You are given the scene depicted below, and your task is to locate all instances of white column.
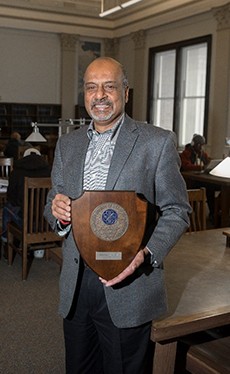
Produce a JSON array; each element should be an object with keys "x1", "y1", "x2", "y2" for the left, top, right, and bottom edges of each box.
[
  {"x1": 60, "y1": 34, "x2": 79, "y2": 121},
  {"x1": 211, "y1": 4, "x2": 230, "y2": 157},
  {"x1": 131, "y1": 30, "x2": 146, "y2": 121},
  {"x1": 104, "y1": 38, "x2": 120, "y2": 59}
]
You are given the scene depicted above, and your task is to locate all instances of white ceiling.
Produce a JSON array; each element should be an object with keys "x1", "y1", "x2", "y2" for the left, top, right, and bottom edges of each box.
[
  {"x1": 0, "y1": 0, "x2": 102, "y2": 17},
  {"x1": 0, "y1": 0, "x2": 227, "y2": 20},
  {"x1": 0, "y1": 0, "x2": 229, "y2": 37}
]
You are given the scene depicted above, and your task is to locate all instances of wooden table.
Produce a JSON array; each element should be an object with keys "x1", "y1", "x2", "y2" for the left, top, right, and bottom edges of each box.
[
  {"x1": 182, "y1": 171, "x2": 230, "y2": 227},
  {"x1": 151, "y1": 228, "x2": 230, "y2": 374}
]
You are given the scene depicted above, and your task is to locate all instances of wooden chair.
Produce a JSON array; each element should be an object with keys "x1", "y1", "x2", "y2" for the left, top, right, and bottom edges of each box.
[
  {"x1": 0, "y1": 157, "x2": 13, "y2": 208},
  {"x1": 7, "y1": 177, "x2": 63, "y2": 280},
  {"x1": 0, "y1": 156, "x2": 13, "y2": 177},
  {"x1": 187, "y1": 188, "x2": 207, "y2": 231},
  {"x1": 186, "y1": 336, "x2": 230, "y2": 374},
  {"x1": 223, "y1": 230, "x2": 230, "y2": 247}
]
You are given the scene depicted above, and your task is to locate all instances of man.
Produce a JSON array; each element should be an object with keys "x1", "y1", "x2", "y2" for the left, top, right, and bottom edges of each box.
[
  {"x1": 180, "y1": 133, "x2": 211, "y2": 171},
  {"x1": 44, "y1": 57, "x2": 191, "y2": 374}
]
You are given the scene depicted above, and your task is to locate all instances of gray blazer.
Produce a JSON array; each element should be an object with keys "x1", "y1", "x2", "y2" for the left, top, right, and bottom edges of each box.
[{"x1": 44, "y1": 115, "x2": 191, "y2": 328}]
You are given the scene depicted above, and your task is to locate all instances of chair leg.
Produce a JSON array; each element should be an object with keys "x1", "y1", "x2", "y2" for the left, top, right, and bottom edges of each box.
[
  {"x1": 7, "y1": 232, "x2": 14, "y2": 265},
  {"x1": 22, "y1": 243, "x2": 28, "y2": 281},
  {"x1": 0, "y1": 240, "x2": 7, "y2": 260},
  {"x1": 45, "y1": 249, "x2": 49, "y2": 261}
]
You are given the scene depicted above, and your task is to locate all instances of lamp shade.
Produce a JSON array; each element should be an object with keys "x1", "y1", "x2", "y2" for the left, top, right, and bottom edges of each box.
[
  {"x1": 210, "y1": 157, "x2": 230, "y2": 178},
  {"x1": 25, "y1": 123, "x2": 47, "y2": 143}
]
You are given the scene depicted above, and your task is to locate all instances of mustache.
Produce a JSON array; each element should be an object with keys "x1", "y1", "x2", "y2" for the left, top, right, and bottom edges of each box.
[{"x1": 91, "y1": 98, "x2": 113, "y2": 108}]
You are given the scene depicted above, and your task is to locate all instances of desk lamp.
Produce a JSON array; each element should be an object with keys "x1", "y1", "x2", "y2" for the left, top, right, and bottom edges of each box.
[{"x1": 25, "y1": 122, "x2": 47, "y2": 143}]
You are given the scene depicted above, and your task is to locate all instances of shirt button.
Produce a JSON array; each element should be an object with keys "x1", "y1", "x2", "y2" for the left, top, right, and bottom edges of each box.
[{"x1": 74, "y1": 258, "x2": 78, "y2": 264}]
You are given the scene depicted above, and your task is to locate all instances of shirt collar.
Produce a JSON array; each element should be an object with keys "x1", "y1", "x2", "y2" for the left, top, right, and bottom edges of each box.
[{"x1": 87, "y1": 114, "x2": 124, "y2": 140}]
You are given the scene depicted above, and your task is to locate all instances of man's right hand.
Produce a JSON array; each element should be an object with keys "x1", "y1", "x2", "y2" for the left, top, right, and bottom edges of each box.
[{"x1": 52, "y1": 193, "x2": 71, "y2": 222}]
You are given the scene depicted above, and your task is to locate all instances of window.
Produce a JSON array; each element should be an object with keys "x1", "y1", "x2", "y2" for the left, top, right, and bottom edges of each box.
[{"x1": 147, "y1": 36, "x2": 211, "y2": 148}]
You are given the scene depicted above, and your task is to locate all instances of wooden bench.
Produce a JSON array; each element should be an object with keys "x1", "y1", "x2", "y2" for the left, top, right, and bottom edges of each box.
[{"x1": 186, "y1": 336, "x2": 230, "y2": 374}]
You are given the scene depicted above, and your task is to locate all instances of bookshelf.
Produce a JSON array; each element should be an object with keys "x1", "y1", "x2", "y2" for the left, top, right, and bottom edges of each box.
[{"x1": 0, "y1": 102, "x2": 61, "y2": 138}]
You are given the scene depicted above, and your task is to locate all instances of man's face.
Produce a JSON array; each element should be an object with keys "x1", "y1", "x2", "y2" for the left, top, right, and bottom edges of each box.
[{"x1": 84, "y1": 59, "x2": 129, "y2": 132}]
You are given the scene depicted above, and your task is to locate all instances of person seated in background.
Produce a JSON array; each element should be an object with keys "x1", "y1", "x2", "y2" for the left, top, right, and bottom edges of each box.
[
  {"x1": 4, "y1": 131, "x2": 23, "y2": 160},
  {"x1": 180, "y1": 134, "x2": 218, "y2": 224},
  {"x1": 3, "y1": 131, "x2": 32, "y2": 160},
  {"x1": 180, "y1": 133, "x2": 211, "y2": 171},
  {"x1": 1, "y1": 148, "x2": 51, "y2": 259}
]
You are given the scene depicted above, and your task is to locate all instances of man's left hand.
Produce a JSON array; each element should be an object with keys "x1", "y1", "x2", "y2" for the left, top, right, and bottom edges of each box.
[{"x1": 99, "y1": 248, "x2": 149, "y2": 287}]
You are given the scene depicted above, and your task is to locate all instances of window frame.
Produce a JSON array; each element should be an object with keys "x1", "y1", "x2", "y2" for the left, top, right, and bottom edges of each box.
[{"x1": 147, "y1": 35, "x2": 212, "y2": 147}]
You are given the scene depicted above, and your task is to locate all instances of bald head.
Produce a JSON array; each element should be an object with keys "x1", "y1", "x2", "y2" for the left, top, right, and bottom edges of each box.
[
  {"x1": 84, "y1": 57, "x2": 128, "y2": 88},
  {"x1": 83, "y1": 57, "x2": 129, "y2": 132}
]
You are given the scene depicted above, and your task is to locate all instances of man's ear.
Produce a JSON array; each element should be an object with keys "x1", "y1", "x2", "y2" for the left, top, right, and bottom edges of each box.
[{"x1": 124, "y1": 87, "x2": 129, "y2": 103}]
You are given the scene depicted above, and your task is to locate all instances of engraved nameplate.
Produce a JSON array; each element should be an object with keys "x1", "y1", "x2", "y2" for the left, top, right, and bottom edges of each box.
[{"x1": 96, "y1": 251, "x2": 122, "y2": 260}]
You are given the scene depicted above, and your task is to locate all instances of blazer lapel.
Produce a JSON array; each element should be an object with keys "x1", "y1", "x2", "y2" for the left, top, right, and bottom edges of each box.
[
  {"x1": 67, "y1": 128, "x2": 89, "y2": 199},
  {"x1": 106, "y1": 117, "x2": 139, "y2": 190}
]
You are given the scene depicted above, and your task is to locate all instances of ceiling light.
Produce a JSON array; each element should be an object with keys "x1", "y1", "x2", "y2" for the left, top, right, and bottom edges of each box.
[
  {"x1": 99, "y1": 5, "x2": 121, "y2": 17},
  {"x1": 121, "y1": 0, "x2": 142, "y2": 8},
  {"x1": 99, "y1": 0, "x2": 142, "y2": 17}
]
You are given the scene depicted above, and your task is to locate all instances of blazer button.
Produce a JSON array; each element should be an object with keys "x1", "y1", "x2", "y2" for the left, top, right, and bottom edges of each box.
[{"x1": 74, "y1": 258, "x2": 78, "y2": 264}]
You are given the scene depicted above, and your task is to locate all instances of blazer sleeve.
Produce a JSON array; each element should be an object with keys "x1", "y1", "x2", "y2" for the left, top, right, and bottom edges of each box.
[{"x1": 146, "y1": 131, "x2": 191, "y2": 267}]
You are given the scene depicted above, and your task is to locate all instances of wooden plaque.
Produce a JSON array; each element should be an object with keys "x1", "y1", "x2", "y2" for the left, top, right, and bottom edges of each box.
[{"x1": 71, "y1": 191, "x2": 147, "y2": 280}]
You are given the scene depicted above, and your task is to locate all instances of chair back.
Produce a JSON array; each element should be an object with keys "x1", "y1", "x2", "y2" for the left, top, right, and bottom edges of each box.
[
  {"x1": 23, "y1": 176, "x2": 56, "y2": 243},
  {"x1": 7, "y1": 176, "x2": 63, "y2": 279},
  {"x1": 187, "y1": 188, "x2": 207, "y2": 231},
  {"x1": 0, "y1": 157, "x2": 13, "y2": 208},
  {"x1": 0, "y1": 157, "x2": 13, "y2": 177}
]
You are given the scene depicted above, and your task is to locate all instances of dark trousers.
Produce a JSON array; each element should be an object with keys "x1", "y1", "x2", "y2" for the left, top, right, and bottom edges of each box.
[{"x1": 63, "y1": 266, "x2": 152, "y2": 374}]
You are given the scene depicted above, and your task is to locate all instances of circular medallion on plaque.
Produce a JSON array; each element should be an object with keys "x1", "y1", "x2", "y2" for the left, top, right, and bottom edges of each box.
[{"x1": 90, "y1": 202, "x2": 129, "y2": 241}]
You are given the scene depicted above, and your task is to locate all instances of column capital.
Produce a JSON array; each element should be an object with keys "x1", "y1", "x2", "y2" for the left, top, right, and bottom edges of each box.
[
  {"x1": 131, "y1": 30, "x2": 146, "y2": 49},
  {"x1": 60, "y1": 34, "x2": 79, "y2": 51},
  {"x1": 213, "y1": 3, "x2": 230, "y2": 30}
]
